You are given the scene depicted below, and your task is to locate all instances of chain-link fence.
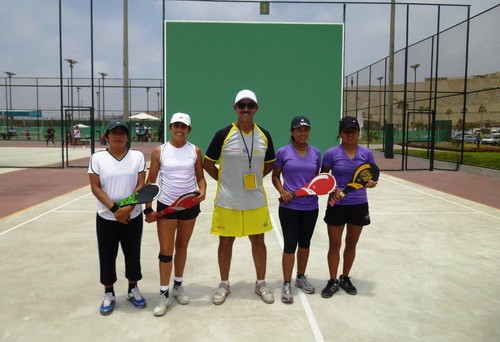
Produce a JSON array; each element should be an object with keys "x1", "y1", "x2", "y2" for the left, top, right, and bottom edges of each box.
[
  {"x1": 0, "y1": 76, "x2": 163, "y2": 168},
  {"x1": 1, "y1": 2, "x2": 498, "y2": 169},
  {"x1": 345, "y1": 5, "x2": 500, "y2": 171}
]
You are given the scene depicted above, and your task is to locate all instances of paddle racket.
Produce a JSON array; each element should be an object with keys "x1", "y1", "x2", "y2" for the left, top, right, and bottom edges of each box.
[
  {"x1": 339, "y1": 163, "x2": 380, "y2": 198},
  {"x1": 155, "y1": 191, "x2": 200, "y2": 218},
  {"x1": 98, "y1": 184, "x2": 160, "y2": 214},
  {"x1": 279, "y1": 173, "x2": 336, "y2": 202}
]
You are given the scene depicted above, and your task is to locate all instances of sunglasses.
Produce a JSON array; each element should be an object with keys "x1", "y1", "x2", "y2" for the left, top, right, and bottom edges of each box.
[{"x1": 236, "y1": 101, "x2": 257, "y2": 110}]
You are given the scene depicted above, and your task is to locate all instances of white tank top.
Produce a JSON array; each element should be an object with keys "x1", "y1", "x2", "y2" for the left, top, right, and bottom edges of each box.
[{"x1": 157, "y1": 141, "x2": 198, "y2": 205}]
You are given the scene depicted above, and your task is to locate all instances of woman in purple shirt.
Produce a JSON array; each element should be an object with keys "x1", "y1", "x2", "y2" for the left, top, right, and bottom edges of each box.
[
  {"x1": 272, "y1": 116, "x2": 321, "y2": 304},
  {"x1": 320, "y1": 116, "x2": 378, "y2": 298}
]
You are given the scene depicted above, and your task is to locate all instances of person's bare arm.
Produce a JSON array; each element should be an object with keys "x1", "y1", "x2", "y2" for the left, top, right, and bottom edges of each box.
[
  {"x1": 144, "y1": 146, "x2": 161, "y2": 223},
  {"x1": 194, "y1": 147, "x2": 207, "y2": 202},
  {"x1": 89, "y1": 173, "x2": 137, "y2": 224},
  {"x1": 271, "y1": 165, "x2": 293, "y2": 203},
  {"x1": 263, "y1": 161, "x2": 274, "y2": 177},
  {"x1": 203, "y1": 157, "x2": 219, "y2": 181}
]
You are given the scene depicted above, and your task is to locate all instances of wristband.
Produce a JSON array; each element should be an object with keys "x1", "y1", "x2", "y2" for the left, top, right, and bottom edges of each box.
[
  {"x1": 143, "y1": 207, "x2": 153, "y2": 215},
  {"x1": 110, "y1": 203, "x2": 119, "y2": 213}
]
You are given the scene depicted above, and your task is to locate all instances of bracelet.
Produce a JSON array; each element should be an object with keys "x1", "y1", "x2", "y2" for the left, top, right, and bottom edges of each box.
[
  {"x1": 143, "y1": 207, "x2": 153, "y2": 215},
  {"x1": 110, "y1": 203, "x2": 119, "y2": 213}
]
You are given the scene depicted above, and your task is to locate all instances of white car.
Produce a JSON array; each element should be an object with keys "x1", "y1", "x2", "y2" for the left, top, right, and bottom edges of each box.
[
  {"x1": 481, "y1": 133, "x2": 500, "y2": 146},
  {"x1": 452, "y1": 133, "x2": 475, "y2": 143}
]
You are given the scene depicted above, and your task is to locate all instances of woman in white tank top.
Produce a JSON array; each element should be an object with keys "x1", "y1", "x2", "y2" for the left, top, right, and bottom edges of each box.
[{"x1": 144, "y1": 113, "x2": 207, "y2": 317}]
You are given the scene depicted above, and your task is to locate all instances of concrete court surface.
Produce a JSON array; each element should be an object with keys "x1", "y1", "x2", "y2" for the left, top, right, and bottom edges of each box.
[{"x1": 0, "y1": 173, "x2": 499, "y2": 342}]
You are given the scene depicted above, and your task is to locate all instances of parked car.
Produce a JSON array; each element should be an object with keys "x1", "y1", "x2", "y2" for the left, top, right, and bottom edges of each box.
[
  {"x1": 452, "y1": 133, "x2": 475, "y2": 143},
  {"x1": 481, "y1": 133, "x2": 500, "y2": 146}
]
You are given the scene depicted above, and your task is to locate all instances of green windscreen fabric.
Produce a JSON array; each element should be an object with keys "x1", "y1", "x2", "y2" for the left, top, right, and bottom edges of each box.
[{"x1": 165, "y1": 21, "x2": 344, "y2": 154}]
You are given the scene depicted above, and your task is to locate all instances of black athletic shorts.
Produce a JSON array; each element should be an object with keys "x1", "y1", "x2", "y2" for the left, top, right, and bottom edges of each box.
[
  {"x1": 157, "y1": 201, "x2": 200, "y2": 220},
  {"x1": 323, "y1": 202, "x2": 371, "y2": 226}
]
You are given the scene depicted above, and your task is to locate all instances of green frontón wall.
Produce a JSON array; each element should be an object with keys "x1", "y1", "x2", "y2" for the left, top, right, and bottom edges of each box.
[{"x1": 164, "y1": 21, "x2": 344, "y2": 154}]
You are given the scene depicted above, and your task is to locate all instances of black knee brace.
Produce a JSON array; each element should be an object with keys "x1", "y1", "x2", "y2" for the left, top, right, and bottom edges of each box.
[{"x1": 158, "y1": 253, "x2": 173, "y2": 263}]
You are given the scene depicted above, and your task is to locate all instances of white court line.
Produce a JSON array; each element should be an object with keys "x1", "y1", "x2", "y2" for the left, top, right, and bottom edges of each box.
[
  {"x1": 0, "y1": 192, "x2": 92, "y2": 236},
  {"x1": 372, "y1": 211, "x2": 483, "y2": 215},
  {"x1": 382, "y1": 176, "x2": 500, "y2": 220},
  {"x1": 270, "y1": 214, "x2": 325, "y2": 342}
]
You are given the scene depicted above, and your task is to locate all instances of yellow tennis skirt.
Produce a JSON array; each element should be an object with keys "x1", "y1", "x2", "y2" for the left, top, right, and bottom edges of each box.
[{"x1": 210, "y1": 205, "x2": 273, "y2": 237}]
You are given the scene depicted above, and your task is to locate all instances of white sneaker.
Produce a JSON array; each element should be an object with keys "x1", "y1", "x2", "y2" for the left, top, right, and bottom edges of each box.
[
  {"x1": 295, "y1": 275, "x2": 315, "y2": 294},
  {"x1": 172, "y1": 285, "x2": 190, "y2": 305},
  {"x1": 153, "y1": 292, "x2": 172, "y2": 317},
  {"x1": 281, "y1": 283, "x2": 294, "y2": 304},
  {"x1": 212, "y1": 283, "x2": 231, "y2": 305},
  {"x1": 255, "y1": 281, "x2": 274, "y2": 304}
]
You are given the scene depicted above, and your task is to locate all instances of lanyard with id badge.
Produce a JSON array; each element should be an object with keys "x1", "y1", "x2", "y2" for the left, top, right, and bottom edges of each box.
[{"x1": 239, "y1": 126, "x2": 257, "y2": 190}]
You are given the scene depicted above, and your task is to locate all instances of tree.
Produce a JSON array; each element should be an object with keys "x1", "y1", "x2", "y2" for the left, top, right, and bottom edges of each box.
[
  {"x1": 478, "y1": 105, "x2": 487, "y2": 129},
  {"x1": 397, "y1": 100, "x2": 408, "y2": 109},
  {"x1": 454, "y1": 119, "x2": 475, "y2": 131},
  {"x1": 445, "y1": 108, "x2": 453, "y2": 123}
]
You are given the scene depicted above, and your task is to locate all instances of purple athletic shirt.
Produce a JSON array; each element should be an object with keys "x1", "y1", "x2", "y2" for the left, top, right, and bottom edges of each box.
[
  {"x1": 322, "y1": 145, "x2": 376, "y2": 206},
  {"x1": 275, "y1": 144, "x2": 321, "y2": 210}
]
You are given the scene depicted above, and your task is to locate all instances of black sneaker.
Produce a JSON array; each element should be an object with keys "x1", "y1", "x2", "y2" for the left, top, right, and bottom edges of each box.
[
  {"x1": 321, "y1": 279, "x2": 339, "y2": 298},
  {"x1": 339, "y1": 275, "x2": 357, "y2": 295}
]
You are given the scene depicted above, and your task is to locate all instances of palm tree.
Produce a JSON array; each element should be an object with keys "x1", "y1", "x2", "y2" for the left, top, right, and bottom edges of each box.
[
  {"x1": 446, "y1": 108, "x2": 453, "y2": 119},
  {"x1": 397, "y1": 100, "x2": 410, "y2": 127},
  {"x1": 397, "y1": 100, "x2": 408, "y2": 109},
  {"x1": 478, "y1": 105, "x2": 487, "y2": 129},
  {"x1": 418, "y1": 106, "x2": 429, "y2": 126}
]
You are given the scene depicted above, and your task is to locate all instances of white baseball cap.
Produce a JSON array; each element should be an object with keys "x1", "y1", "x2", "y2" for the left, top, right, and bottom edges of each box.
[
  {"x1": 170, "y1": 112, "x2": 191, "y2": 126},
  {"x1": 234, "y1": 89, "x2": 258, "y2": 105}
]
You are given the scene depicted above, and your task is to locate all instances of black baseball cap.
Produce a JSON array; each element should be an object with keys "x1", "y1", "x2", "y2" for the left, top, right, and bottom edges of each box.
[
  {"x1": 105, "y1": 120, "x2": 129, "y2": 134},
  {"x1": 339, "y1": 116, "x2": 360, "y2": 132},
  {"x1": 291, "y1": 116, "x2": 311, "y2": 129}
]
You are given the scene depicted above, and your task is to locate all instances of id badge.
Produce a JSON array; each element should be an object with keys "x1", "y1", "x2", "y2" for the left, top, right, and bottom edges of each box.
[{"x1": 243, "y1": 173, "x2": 257, "y2": 190}]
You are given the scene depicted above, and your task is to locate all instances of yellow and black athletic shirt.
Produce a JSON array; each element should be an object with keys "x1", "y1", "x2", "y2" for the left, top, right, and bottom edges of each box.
[{"x1": 205, "y1": 123, "x2": 275, "y2": 210}]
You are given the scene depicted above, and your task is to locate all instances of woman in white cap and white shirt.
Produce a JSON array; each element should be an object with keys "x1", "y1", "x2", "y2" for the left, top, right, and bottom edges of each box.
[{"x1": 144, "y1": 113, "x2": 206, "y2": 317}]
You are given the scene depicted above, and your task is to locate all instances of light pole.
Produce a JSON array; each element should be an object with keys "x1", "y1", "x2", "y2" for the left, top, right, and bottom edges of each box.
[
  {"x1": 98, "y1": 72, "x2": 108, "y2": 129},
  {"x1": 96, "y1": 91, "x2": 100, "y2": 131},
  {"x1": 76, "y1": 87, "x2": 81, "y2": 120},
  {"x1": 3, "y1": 76, "x2": 7, "y2": 115},
  {"x1": 146, "y1": 87, "x2": 151, "y2": 113},
  {"x1": 377, "y1": 76, "x2": 383, "y2": 128},
  {"x1": 65, "y1": 59, "x2": 78, "y2": 122},
  {"x1": 156, "y1": 91, "x2": 160, "y2": 117},
  {"x1": 410, "y1": 63, "x2": 420, "y2": 129},
  {"x1": 4, "y1": 71, "x2": 16, "y2": 110},
  {"x1": 478, "y1": 105, "x2": 486, "y2": 130}
]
